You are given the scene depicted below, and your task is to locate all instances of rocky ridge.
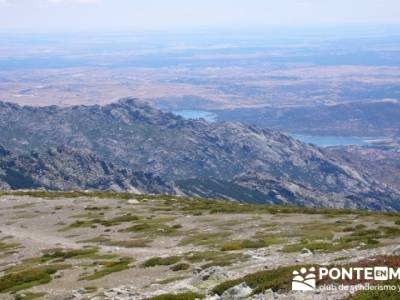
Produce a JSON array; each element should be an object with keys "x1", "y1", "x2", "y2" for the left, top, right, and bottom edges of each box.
[
  {"x1": 0, "y1": 145, "x2": 175, "y2": 194},
  {"x1": 0, "y1": 98, "x2": 399, "y2": 210}
]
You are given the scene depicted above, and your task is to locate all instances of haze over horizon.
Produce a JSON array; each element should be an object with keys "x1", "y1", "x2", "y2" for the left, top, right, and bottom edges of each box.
[{"x1": 0, "y1": 0, "x2": 400, "y2": 33}]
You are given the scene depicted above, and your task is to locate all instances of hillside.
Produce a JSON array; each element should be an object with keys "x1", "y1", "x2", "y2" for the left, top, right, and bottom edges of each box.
[
  {"x1": 0, "y1": 98, "x2": 399, "y2": 210},
  {"x1": 329, "y1": 145, "x2": 400, "y2": 191},
  {"x1": 0, "y1": 145, "x2": 174, "y2": 194}
]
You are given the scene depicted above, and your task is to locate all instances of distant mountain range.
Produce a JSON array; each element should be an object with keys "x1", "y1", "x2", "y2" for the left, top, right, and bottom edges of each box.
[
  {"x1": 0, "y1": 98, "x2": 399, "y2": 210},
  {"x1": 214, "y1": 100, "x2": 400, "y2": 137}
]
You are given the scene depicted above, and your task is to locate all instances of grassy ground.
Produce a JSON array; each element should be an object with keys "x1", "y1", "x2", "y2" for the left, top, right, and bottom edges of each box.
[{"x1": 1, "y1": 191, "x2": 400, "y2": 299}]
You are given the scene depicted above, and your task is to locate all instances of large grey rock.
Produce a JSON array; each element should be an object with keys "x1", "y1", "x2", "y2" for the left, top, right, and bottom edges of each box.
[
  {"x1": 392, "y1": 247, "x2": 400, "y2": 256},
  {"x1": 195, "y1": 266, "x2": 228, "y2": 282},
  {"x1": 301, "y1": 248, "x2": 314, "y2": 256},
  {"x1": 191, "y1": 266, "x2": 229, "y2": 288},
  {"x1": 221, "y1": 282, "x2": 252, "y2": 300}
]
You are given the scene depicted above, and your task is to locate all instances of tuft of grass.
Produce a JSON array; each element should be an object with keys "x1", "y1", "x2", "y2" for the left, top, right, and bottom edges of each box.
[
  {"x1": 143, "y1": 256, "x2": 181, "y2": 268},
  {"x1": 83, "y1": 286, "x2": 98, "y2": 293},
  {"x1": 212, "y1": 265, "x2": 305, "y2": 296},
  {"x1": 0, "y1": 241, "x2": 20, "y2": 252},
  {"x1": 221, "y1": 238, "x2": 282, "y2": 251},
  {"x1": 282, "y1": 241, "x2": 334, "y2": 253},
  {"x1": 281, "y1": 224, "x2": 389, "y2": 254},
  {"x1": 333, "y1": 256, "x2": 351, "y2": 262},
  {"x1": 171, "y1": 263, "x2": 191, "y2": 272},
  {"x1": 148, "y1": 292, "x2": 204, "y2": 300},
  {"x1": 184, "y1": 251, "x2": 245, "y2": 268},
  {"x1": 62, "y1": 213, "x2": 141, "y2": 231},
  {"x1": 122, "y1": 218, "x2": 179, "y2": 236},
  {"x1": 107, "y1": 239, "x2": 149, "y2": 248},
  {"x1": 78, "y1": 236, "x2": 111, "y2": 244},
  {"x1": 78, "y1": 236, "x2": 149, "y2": 248},
  {"x1": 12, "y1": 203, "x2": 35, "y2": 209},
  {"x1": 379, "y1": 226, "x2": 400, "y2": 237},
  {"x1": 81, "y1": 257, "x2": 133, "y2": 280},
  {"x1": 40, "y1": 248, "x2": 98, "y2": 262},
  {"x1": 179, "y1": 232, "x2": 229, "y2": 247},
  {"x1": 61, "y1": 220, "x2": 95, "y2": 231},
  {"x1": 96, "y1": 214, "x2": 140, "y2": 227},
  {"x1": 0, "y1": 265, "x2": 70, "y2": 294},
  {"x1": 84, "y1": 206, "x2": 110, "y2": 211},
  {"x1": 152, "y1": 276, "x2": 188, "y2": 285}
]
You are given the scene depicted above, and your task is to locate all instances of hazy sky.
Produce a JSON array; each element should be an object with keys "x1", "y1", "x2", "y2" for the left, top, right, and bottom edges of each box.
[{"x1": 0, "y1": 0, "x2": 399, "y2": 32}]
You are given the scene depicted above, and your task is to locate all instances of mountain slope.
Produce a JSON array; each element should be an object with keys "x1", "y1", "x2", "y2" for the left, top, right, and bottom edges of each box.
[
  {"x1": 0, "y1": 98, "x2": 399, "y2": 210},
  {"x1": 330, "y1": 145, "x2": 400, "y2": 191},
  {"x1": 0, "y1": 145, "x2": 175, "y2": 194}
]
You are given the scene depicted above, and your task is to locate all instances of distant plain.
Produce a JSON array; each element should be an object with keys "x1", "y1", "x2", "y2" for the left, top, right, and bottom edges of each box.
[{"x1": 0, "y1": 30, "x2": 399, "y2": 108}]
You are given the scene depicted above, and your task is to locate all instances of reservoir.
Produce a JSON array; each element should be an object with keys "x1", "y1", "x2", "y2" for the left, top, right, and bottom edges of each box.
[
  {"x1": 173, "y1": 110, "x2": 216, "y2": 122},
  {"x1": 171, "y1": 112, "x2": 372, "y2": 147},
  {"x1": 290, "y1": 134, "x2": 369, "y2": 147}
]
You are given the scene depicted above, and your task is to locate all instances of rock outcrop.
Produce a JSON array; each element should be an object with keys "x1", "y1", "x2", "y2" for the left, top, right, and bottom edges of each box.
[{"x1": 0, "y1": 145, "x2": 175, "y2": 194}]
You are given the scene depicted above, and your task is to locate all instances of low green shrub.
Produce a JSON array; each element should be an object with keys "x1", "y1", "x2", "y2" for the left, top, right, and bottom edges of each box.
[
  {"x1": 148, "y1": 292, "x2": 204, "y2": 300},
  {"x1": 143, "y1": 256, "x2": 181, "y2": 268},
  {"x1": 170, "y1": 263, "x2": 190, "y2": 272},
  {"x1": 348, "y1": 280, "x2": 400, "y2": 299},
  {"x1": 212, "y1": 265, "x2": 303, "y2": 295},
  {"x1": 221, "y1": 239, "x2": 280, "y2": 251},
  {"x1": 41, "y1": 248, "x2": 98, "y2": 262},
  {"x1": 0, "y1": 265, "x2": 69, "y2": 293},
  {"x1": 82, "y1": 257, "x2": 133, "y2": 280}
]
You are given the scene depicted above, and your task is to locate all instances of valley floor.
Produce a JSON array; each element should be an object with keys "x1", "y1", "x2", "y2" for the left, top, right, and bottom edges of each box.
[{"x1": 1, "y1": 192, "x2": 400, "y2": 300}]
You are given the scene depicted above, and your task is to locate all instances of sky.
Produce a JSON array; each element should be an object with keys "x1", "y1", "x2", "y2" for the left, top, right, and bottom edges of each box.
[{"x1": 0, "y1": 0, "x2": 400, "y2": 32}]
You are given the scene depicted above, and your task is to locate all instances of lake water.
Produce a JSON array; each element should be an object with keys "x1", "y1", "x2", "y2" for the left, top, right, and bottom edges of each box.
[
  {"x1": 290, "y1": 134, "x2": 369, "y2": 147},
  {"x1": 173, "y1": 110, "x2": 216, "y2": 122},
  {"x1": 171, "y1": 112, "x2": 370, "y2": 147}
]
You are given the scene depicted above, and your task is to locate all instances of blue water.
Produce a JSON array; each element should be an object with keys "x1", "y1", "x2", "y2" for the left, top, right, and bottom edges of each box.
[
  {"x1": 171, "y1": 112, "x2": 369, "y2": 146},
  {"x1": 291, "y1": 134, "x2": 369, "y2": 147},
  {"x1": 173, "y1": 110, "x2": 216, "y2": 122}
]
